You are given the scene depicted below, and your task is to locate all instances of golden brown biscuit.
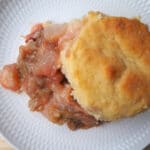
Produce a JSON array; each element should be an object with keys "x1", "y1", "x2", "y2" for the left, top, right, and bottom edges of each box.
[{"x1": 61, "y1": 12, "x2": 150, "y2": 121}]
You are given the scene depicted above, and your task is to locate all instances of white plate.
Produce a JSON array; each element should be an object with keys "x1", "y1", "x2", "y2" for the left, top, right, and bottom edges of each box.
[{"x1": 0, "y1": 0, "x2": 150, "y2": 150}]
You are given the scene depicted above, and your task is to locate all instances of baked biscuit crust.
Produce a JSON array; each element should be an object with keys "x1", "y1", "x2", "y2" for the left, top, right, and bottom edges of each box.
[{"x1": 61, "y1": 12, "x2": 150, "y2": 121}]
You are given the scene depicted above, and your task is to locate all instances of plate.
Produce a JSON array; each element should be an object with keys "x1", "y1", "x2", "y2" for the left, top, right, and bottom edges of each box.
[{"x1": 0, "y1": 0, "x2": 150, "y2": 150}]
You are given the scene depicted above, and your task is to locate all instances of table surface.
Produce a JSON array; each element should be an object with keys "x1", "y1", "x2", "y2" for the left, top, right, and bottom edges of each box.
[{"x1": 0, "y1": 138, "x2": 13, "y2": 150}]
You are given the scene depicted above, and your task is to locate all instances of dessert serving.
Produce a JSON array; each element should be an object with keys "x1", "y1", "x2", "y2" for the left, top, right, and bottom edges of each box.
[{"x1": 0, "y1": 11, "x2": 150, "y2": 130}]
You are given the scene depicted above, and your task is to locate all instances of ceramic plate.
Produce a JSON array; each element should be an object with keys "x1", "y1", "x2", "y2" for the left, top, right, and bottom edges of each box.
[{"x1": 0, "y1": 0, "x2": 150, "y2": 150}]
